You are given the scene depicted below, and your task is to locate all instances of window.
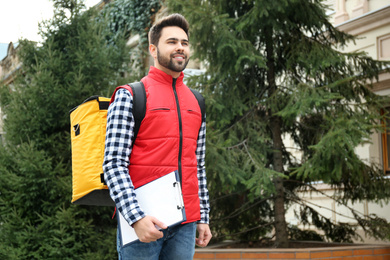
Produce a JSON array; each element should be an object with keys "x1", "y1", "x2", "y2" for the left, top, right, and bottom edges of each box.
[
  {"x1": 381, "y1": 108, "x2": 390, "y2": 173},
  {"x1": 378, "y1": 34, "x2": 390, "y2": 61}
]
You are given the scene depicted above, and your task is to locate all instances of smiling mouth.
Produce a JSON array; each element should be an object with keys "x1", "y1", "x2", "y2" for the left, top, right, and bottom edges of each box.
[{"x1": 172, "y1": 54, "x2": 186, "y2": 60}]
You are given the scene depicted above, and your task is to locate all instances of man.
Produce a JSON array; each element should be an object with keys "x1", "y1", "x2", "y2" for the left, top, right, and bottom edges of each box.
[{"x1": 103, "y1": 13, "x2": 212, "y2": 260}]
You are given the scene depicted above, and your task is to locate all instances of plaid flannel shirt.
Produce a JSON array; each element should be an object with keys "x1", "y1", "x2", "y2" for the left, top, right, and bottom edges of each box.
[{"x1": 103, "y1": 88, "x2": 210, "y2": 226}]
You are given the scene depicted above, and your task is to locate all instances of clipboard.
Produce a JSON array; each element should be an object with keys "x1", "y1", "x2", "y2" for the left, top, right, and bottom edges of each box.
[{"x1": 118, "y1": 170, "x2": 186, "y2": 246}]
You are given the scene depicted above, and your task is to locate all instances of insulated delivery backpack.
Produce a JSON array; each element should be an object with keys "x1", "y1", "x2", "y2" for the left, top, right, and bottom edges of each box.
[
  {"x1": 70, "y1": 95, "x2": 112, "y2": 206},
  {"x1": 69, "y1": 82, "x2": 205, "y2": 206}
]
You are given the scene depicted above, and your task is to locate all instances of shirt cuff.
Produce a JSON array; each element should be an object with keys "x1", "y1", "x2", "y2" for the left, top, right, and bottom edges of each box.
[{"x1": 198, "y1": 210, "x2": 210, "y2": 224}]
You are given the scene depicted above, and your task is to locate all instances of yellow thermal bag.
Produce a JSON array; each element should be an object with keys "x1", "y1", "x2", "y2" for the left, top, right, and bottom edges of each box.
[{"x1": 70, "y1": 96, "x2": 114, "y2": 206}]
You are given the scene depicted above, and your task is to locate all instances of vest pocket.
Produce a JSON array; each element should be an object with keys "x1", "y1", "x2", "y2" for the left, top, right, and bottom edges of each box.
[
  {"x1": 149, "y1": 108, "x2": 170, "y2": 112},
  {"x1": 186, "y1": 109, "x2": 201, "y2": 115}
]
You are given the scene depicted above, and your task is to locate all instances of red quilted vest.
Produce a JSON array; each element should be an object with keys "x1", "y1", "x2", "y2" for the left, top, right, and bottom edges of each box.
[{"x1": 111, "y1": 67, "x2": 202, "y2": 223}]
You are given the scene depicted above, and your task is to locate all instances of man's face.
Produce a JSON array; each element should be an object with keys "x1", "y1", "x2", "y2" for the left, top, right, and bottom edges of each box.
[{"x1": 152, "y1": 26, "x2": 190, "y2": 76}]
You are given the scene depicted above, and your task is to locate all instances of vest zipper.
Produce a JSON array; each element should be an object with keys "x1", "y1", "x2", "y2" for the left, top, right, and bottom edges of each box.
[{"x1": 172, "y1": 78, "x2": 183, "y2": 185}]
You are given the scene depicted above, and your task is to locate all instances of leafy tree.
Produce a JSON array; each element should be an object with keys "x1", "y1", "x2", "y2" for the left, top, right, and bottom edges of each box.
[
  {"x1": 168, "y1": 0, "x2": 390, "y2": 247},
  {"x1": 0, "y1": 0, "x2": 131, "y2": 258}
]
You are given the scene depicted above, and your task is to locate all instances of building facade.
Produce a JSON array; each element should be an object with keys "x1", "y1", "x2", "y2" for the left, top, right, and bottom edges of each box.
[
  {"x1": 0, "y1": 42, "x2": 21, "y2": 85},
  {"x1": 0, "y1": 42, "x2": 22, "y2": 142}
]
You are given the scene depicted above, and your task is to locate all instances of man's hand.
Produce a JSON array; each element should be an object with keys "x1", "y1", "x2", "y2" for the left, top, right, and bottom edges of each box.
[
  {"x1": 196, "y1": 223, "x2": 212, "y2": 247},
  {"x1": 133, "y1": 216, "x2": 167, "y2": 243}
]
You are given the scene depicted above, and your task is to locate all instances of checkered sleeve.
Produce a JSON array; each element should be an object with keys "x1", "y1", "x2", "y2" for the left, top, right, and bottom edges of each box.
[
  {"x1": 196, "y1": 116, "x2": 210, "y2": 224},
  {"x1": 103, "y1": 88, "x2": 145, "y2": 226}
]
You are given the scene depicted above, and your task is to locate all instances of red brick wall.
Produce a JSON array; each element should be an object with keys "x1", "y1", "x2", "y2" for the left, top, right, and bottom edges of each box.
[{"x1": 194, "y1": 245, "x2": 390, "y2": 259}]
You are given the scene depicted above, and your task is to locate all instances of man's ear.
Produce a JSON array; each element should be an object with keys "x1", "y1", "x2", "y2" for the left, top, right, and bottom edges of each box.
[{"x1": 149, "y1": 44, "x2": 157, "y2": 59}]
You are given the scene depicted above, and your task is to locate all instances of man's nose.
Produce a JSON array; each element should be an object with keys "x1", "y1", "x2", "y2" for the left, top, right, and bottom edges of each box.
[{"x1": 176, "y1": 43, "x2": 185, "y2": 52}]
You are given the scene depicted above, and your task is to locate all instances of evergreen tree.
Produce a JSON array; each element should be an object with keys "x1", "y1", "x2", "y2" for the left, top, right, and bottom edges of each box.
[
  {"x1": 0, "y1": 0, "x2": 131, "y2": 258},
  {"x1": 168, "y1": 0, "x2": 390, "y2": 247}
]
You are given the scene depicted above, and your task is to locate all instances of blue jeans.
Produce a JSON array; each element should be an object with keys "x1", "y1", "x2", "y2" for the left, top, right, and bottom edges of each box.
[{"x1": 117, "y1": 222, "x2": 197, "y2": 260}]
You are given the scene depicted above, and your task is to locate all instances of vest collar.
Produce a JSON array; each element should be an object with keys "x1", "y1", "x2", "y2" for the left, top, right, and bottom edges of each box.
[{"x1": 148, "y1": 66, "x2": 185, "y2": 86}]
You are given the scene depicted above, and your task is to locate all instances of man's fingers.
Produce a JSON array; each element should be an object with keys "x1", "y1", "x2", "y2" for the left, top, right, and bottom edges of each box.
[
  {"x1": 151, "y1": 216, "x2": 168, "y2": 230},
  {"x1": 196, "y1": 229, "x2": 205, "y2": 246},
  {"x1": 138, "y1": 226, "x2": 163, "y2": 243},
  {"x1": 133, "y1": 216, "x2": 166, "y2": 243}
]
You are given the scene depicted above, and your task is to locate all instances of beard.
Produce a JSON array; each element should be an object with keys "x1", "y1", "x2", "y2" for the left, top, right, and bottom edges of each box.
[{"x1": 157, "y1": 48, "x2": 190, "y2": 73}]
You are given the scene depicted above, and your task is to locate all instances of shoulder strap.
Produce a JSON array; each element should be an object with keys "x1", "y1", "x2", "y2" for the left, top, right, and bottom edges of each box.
[
  {"x1": 190, "y1": 88, "x2": 206, "y2": 120},
  {"x1": 128, "y1": 82, "x2": 146, "y2": 142}
]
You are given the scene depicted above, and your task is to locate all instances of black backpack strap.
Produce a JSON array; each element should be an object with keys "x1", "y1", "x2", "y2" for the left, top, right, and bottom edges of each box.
[
  {"x1": 190, "y1": 88, "x2": 206, "y2": 120},
  {"x1": 128, "y1": 82, "x2": 146, "y2": 142}
]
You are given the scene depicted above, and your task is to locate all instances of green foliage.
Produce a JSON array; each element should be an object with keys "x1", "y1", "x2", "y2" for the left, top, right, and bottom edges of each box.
[
  {"x1": 99, "y1": 0, "x2": 160, "y2": 41},
  {"x1": 168, "y1": 0, "x2": 390, "y2": 245},
  {"x1": 297, "y1": 204, "x2": 359, "y2": 243},
  {"x1": 0, "y1": 1, "x2": 131, "y2": 258},
  {"x1": 288, "y1": 225, "x2": 324, "y2": 242},
  {"x1": 98, "y1": 0, "x2": 161, "y2": 77}
]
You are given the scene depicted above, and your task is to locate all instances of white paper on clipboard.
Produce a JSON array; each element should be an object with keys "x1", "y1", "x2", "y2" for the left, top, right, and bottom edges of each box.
[{"x1": 118, "y1": 170, "x2": 186, "y2": 246}]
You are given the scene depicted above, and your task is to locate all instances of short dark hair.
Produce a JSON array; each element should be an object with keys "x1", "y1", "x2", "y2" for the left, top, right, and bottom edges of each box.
[{"x1": 149, "y1": 13, "x2": 189, "y2": 46}]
